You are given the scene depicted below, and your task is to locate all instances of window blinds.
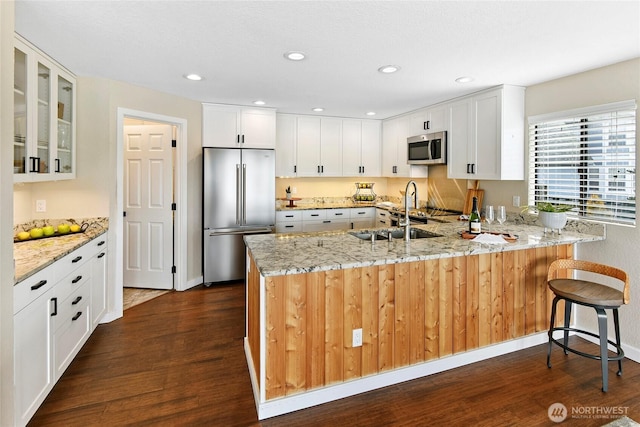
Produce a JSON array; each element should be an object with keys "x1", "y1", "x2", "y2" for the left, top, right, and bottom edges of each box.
[{"x1": 528, "y1": 101, "x2": 636, "y2": 226}]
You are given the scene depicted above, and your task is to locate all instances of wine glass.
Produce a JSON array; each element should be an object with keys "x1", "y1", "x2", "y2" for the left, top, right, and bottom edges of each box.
[
  {"x1": 497, "y1": 206, "x2": 507, "y2": 230},
  {"x1": 485, "y1": 205, "x2": 494, "y2": 234}
]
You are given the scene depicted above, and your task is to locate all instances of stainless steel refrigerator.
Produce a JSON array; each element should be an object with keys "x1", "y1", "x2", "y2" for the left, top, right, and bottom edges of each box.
[{"x1": 203, "y1": 147, "x2": 275, "y2": 284}]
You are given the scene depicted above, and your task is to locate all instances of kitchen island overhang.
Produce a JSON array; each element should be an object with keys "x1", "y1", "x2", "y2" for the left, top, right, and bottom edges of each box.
[{"x1": 243, "y1": 220, "x2": 605, "y2": 420}]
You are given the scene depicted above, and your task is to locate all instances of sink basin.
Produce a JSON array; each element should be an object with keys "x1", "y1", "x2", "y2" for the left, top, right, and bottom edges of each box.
[
  {"x1": 349, "y1": 232, "x2": 388, "y2": 241},
  {"x1": 388, "y1": 228, "x2": 443, "y2": 240}
]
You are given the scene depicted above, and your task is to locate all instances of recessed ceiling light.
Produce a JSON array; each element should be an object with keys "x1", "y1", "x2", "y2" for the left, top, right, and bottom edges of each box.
[
  {"x1": 284, "y1": 51, "x2": 306, "y2": 61},
  {"x1": 366, "y1": 112, "x2": 376, "y2": 116},
  {"x1": 253, "y1": 100, "x2": 266, "y2": 106},
  {"x1": 455, "y1": 76, "x2": 474, "y2": 83},
  {"x1": 378, "y1": 65, "x2": 400, "y2": 74},
  {"x1": 184, "y1": 73, "x2": 203, "y2": 81},
  {"x1": 312, "y1": 107, "x2": 324, "y2": 112}
]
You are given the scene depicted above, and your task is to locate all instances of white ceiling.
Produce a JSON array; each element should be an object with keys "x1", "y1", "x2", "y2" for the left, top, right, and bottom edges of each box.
[{"x1": 15, "y1": 0, "x2": 640, "y2": 120}]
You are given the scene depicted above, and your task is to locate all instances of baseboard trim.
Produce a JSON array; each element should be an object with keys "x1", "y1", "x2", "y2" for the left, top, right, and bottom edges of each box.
[{"x1": 246, "y1": 332, "x2": 549, "y2": 420}]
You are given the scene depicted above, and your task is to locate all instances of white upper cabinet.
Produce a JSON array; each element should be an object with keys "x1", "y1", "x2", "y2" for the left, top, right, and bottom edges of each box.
[
  {"x1": 407, "y1": 105, "x2": 448, "y2": 136},
  {"x1": 14, "y1": 35, "x2": 77, "y2": 182},
  {"x1": 447, "y1": 85, "x2": 525, "y2": 180},
  {"x1": 295, "y1": 116, "x2": 321, "y2": 176},
  {"x1": 275, "y1": 114, "x2": 297, "y2": 176},
  {"x1": 202, "y1": 103, "x2": 276, "y2": 148},
  {"x1": 342, "y1": 119, "x2": 381, "y2": 177},
  {"x1": 319, "y1": 118, "x2": 342, "y2": 176},
  {"x1": 381, "y1": 115, "x2": 428, "y2": 178}
]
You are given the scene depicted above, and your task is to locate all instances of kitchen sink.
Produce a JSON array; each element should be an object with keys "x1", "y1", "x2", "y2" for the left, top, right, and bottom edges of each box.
[
  {"x1": 349, "y1": 229, "x2": 443, "y2": 241},
  {"x1": 349, "y1": 232, "x2": 388, "y2": 241}
]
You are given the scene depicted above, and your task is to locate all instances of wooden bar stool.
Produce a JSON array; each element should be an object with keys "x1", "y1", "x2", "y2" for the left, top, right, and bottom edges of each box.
[{"x1": 546, "y1": 259, "x2": 629, "y2": 392}]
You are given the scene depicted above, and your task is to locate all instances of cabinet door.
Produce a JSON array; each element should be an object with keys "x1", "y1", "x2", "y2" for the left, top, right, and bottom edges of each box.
[
  {"x1": 447, "y1": 98, "x2": 473, "y2": 179},
  {"x1": 473, "y1": 90, "x2": 501, "y2": 179},
  {"x1": 320, "y1": 118, "x2": 342, "y2": 176},
  {"x1": 55, "y1": 69, "x2": 75, "y2": 177},
  {"x1": 342, "y1": 119, "x2": 362, "y2": 176},
  {"x1": 275, "y1": 114, "x2": 297, "y2": 176},
  {"x1": 241, "y1": 108, "x2": 276, "y2": 148},
  {"x1": 14, "y1": 291, "x2": 54, "y2": 426},
  {"x1": 296, "y1": 116, "x2": 321, "y2": 176},
  {"x1": 394, "y1": 116, "x2": 411, "y2": 177},
  {"x1": 408, "y1": 110, "x2": 428, "y2": 135},
  {"x1": 202, "y1": 104, "x2": 241, "y2": 147},
  {"x1": 91, "y1": 244, "x2": 108, "y2": 328},
  {"x1": 381, "y1": 118, "x2": 398, "y2": 177},
  {"x1": 13, "y1": 44, "x2": 28, "y2": 177},
  {"x1": 360, "y1": 120, "x2": 381, "y2": 177},
  {"x1": 426, "y1": 106, "x2": 447, "y2": 132}
]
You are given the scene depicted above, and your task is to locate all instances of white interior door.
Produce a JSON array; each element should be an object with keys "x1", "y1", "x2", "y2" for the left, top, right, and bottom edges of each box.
[{"x1": 123, "y1": 125, "x2": 173, "y2": 289}]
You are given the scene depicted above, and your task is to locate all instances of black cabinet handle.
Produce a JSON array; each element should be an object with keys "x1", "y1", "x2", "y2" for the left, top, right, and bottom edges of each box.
[
  {"x1": 294, "y1": 165, "x2": 297, "y2": 173},
  {"x1": 321, "y1": 165, "x2": 324, "y2": 173},
  {"x1": 97, "y1": 253, "x2": 105, "y2": 258},
  {"x1": 472, "y1": 164, "x2": 476, "y2": 174},
  {"x1": 424, "y1": 120, "x2": 430, "y2": 130},
  {"x1": 236, "y1": 134, "x2": 240, "y2": 143},
  {"x1": 310, "y1": 214, "x2": 319, "y2": 217},
  {"x1": 72, "y1": 296, "x2": 82, "y2": 305},
  {"x1": 72, "y1": 256, "x2": 82, "y2": 263},
  {"x1": 323, "y1": 220, "x2": 331, "y2": 223},
  {"x1": 31, "y1": 280, "x2": 47, "y2": 290},
  {"x1": 241, "y1": 135, "x2": 245, "y2": 144},
  {"x1": 362, "y1": 166, "x2": 365, "y2": 174},
  {"x1": 285, "y1": 214, "x2": 294, "y2": 218},
  {"x1": 97, "y1": 240, "x2": 106, "y2": 246},
  {"x1": 55, "y1": 158, "x2": 60, "y2": 173},
  {"x1": 72, "y1": 312, "x2": 82, "y2": 321},
  {"x1": 335, "y1": 213, "x2": 343, "y2": 216},
  {"x1": 72, "y1": 275, "x2": 82, "y2": 284},
  {"x1": 285, "y1": 225, "x2": 294, "y2": 228},
  {"x1": 51, "y1": 297, "x2": 57, "y2": 316},
  {"x1": 29, "y1": 157, "x2": 38, "y2": 173}
]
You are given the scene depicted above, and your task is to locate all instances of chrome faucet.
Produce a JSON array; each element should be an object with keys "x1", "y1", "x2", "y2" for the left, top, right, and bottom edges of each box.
[{"x1": 400, "y1": 180, "x2": 418, "y2": 241}]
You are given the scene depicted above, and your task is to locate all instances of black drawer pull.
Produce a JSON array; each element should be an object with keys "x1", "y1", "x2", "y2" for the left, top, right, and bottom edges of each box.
[
  {"x1": 357, "y1": 211, "x2": 366, "y2": 215},
  {"x1": 97, "y1": 240, "x2": 106, "y2": 246},
  {"x1": 72, "y1": 312, "x2": 82, "y2": 321},
  {"x1": 31, "y1": 280, "x2": 47, "y2": 290},
  {"x1": 72, "y1": 275, "x2": 83, "y2": 284},
  {"x1": 51, "y1": 297, "x2": 57, "y2": 316},
  {"x1": 72, "y1": 296, "x2": 82, "y2": 305},
  {"x1": 97, "y1": 253, "x2": 106, "y2": 258},
  {"x1": 72, "y1": 256, "x2": 83, "y2": 263},
  {"x1": 285, "y1": 225, "x2": 294, "y2": 228},
  {"x1": 285, "y1": 214, "x2": 294, "y2": 218},
  {"x1": 323, "y1": 220, "x2": 331, "y2": 223},
  {"x1": 310, "y1": 214, "x2": 319, "y2": 217},
  {"x1": 335, "y1": 213, "x2": 343, "y2": 216}
]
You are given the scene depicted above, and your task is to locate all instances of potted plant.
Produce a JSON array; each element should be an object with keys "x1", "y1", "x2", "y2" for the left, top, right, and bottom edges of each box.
[
  {"x1": 523, "y1": 202, "x2": 573, "y2": 233},
  {"x1": 285, "y1": 186, "x2": 292, "y2": 200}
]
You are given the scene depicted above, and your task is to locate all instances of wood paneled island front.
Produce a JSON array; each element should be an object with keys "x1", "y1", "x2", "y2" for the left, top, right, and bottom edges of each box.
[{"x1": 243, "y1": 219, "x2": 604, "y2": 420}]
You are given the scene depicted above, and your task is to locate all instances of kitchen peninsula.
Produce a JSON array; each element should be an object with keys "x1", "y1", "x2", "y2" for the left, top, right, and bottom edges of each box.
[{"x1": 244, "y1": 219, "x2": 605, "y2": 419}]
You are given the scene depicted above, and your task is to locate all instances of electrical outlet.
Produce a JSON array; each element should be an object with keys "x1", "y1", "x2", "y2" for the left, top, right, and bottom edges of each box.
[
  {"x1": 352, "y1": 328, "x2": 363, "y2": 347},
  {"x1": 292, "y1": 187, "x2": 297, "y2": 194},
  {"x1": 36, "y1": 199, "x2": 46, "y2": 212},
  {"x1": 512, "y1": 196, "x2": 520, "y2": 207}
]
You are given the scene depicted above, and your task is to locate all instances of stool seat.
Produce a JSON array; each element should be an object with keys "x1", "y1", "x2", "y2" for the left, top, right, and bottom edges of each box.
[
  {"x1": 546, "y1": 259, "x2": 629, "y2": 392},
  {"x1": 549, "y1": 279, "x2": 624, "y2": 307}
]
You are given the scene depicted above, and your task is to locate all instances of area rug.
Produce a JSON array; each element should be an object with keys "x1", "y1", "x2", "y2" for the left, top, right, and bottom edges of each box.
[{"x1": 123, "y1": 287, "x2": 169, "y2": 310}]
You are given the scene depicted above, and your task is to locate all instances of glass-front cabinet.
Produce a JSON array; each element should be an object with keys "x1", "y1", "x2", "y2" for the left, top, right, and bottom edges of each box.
[{"x1": 14, "y1": 35, "x2": 76, "y2": 182}]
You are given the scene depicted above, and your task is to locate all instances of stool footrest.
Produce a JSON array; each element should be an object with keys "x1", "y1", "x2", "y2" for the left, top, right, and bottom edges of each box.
[{"x1": 549, "y1": 326, "x2": 625, "y2": 362}]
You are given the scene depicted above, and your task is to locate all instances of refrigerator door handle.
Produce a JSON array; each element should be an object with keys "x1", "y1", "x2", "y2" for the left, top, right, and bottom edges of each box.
[
  {"x1": 242, "y1": 163, "x2": 247, "y2": 224},
  {"x1": 236, "y1": 164, "x2": 241, "y2": 224},
  {"x1": 208, "y1": 227, "x2": 273, "y2": 237}
]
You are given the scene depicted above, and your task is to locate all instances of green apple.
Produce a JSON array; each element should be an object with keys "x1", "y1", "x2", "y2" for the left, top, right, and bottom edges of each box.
[
  {"x1": 43, "y1": 225, "x2": 55, "y2": 236},
  {"x1": 29, "y1": 227, "x2": 44, "y2": 238},
  {"x1": 17, "y1": 231, "x2": 31, "y2": 241},
  {"x1": 57, "y1": 223, "x2": 70, "y2": 234}
]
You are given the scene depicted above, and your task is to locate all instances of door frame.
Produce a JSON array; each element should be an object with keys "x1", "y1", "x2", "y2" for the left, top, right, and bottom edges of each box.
[{"x1": 111, "y1": 108, "x2": 188, "y2": 318}]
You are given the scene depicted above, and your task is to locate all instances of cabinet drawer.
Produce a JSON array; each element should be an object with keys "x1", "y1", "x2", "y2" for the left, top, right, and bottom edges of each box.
[
  {"x1": 52, "y1": 276, "x2": 91, "y2": 332},
  {"x1": 55, "y1": 261, "x2": 91, "y2": 304},
  {"x1": 302, "y1": 219, "x2": 350, "y2": 232},
  {"x1": 302, "y1": 210, "x2": 327, "y2": 221},
  {"x1": 14, "y1": 266, "x2": 57, "y2": 314},
  {"x1": 53, "y1": 282, "x2": 91, "y2": 380},
  {"x1": 350, "y1": 207, "x2": 375, "y2": 219},
  {"x1": 54, "y1": 242, "x2": 95, "y2": 281},
  {"x1": 276, "y1": 210, "x2": 302, "y2": 222},
  {"x1": 327, "y1": 209, "x2": 350, "y2": 219},
  {"x1": 276, "y1": 222, "x2": 303, "y2": 233}
]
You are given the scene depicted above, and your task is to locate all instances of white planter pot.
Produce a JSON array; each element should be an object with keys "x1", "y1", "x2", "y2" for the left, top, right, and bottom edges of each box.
[{"x1": 538, "y1": 211, "x2": 567, "y2": 233}]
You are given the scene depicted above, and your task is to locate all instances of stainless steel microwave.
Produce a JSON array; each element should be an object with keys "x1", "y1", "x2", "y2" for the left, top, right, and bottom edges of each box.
[{"x1": 407, "y1": 131, "x2": 447, "y2": 165}]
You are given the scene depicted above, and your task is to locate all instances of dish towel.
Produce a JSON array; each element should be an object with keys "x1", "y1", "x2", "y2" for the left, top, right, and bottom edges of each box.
[{"x1": 471, "y1": 233, "x2": 509, "y2": 244}]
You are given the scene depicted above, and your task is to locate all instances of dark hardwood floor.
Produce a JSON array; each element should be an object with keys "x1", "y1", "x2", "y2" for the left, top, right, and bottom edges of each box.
[{"x1": 30, "y1": 282, "x2": 640, "y2": 426}]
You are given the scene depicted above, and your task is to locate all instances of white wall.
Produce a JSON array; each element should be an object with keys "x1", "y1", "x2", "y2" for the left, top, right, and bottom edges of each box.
[{"x1": 1, "y1": 2, "x2": 16, "y2": 424}]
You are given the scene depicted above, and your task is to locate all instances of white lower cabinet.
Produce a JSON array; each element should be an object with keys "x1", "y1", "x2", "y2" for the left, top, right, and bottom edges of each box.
[
  {"x1": 276, "y1": 208, "x2": 375, "y2": 233},
  {"x1": 13, "y1": 233, "x2": 108, "y2": 426}
]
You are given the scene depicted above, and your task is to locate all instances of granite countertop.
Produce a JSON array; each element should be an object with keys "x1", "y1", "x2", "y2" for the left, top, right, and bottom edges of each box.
[
  {"x1": 14, "y1": 218, "x2": 109, "y2": 284},
  {"x1": 245, "y1": 219, "x2": 605, "y2": 277}
]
